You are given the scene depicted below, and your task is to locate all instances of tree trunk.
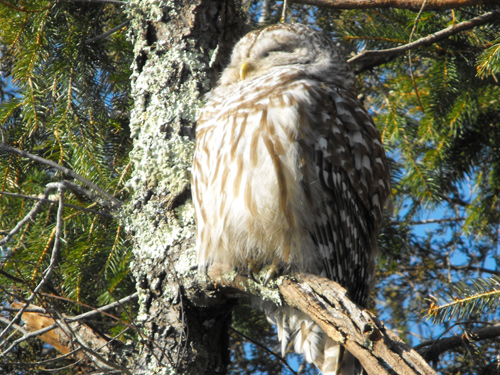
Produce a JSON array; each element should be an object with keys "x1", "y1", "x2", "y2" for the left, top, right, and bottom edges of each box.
[{"x1": 124, "y1": 1, "x2": 245, "y2": 373}]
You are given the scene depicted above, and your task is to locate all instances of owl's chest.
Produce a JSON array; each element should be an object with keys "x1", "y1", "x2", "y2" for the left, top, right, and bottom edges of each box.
[
  {"x1": 205, "y1": 94, "x2": 306, "y2": 181},
  {"x1": 195, "y1": 79, "x2": 325, "y2": 225}
]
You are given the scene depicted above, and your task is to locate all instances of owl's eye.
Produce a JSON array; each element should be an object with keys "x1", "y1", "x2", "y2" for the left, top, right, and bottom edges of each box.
[{"x1": 261, "y1": 44, "x2": 296, "y2": 58}]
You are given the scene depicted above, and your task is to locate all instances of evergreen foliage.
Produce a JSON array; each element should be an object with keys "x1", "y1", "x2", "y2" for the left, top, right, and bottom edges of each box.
[
  {"x1": 429, "y1": 276, "x2": 500, "y2": 323},
  {"x1": 0, "y1": 0, "x2": 135, "y2": 371},
  {"x1": 1, "y1": 0, "x2": 500, "y2": 374}
]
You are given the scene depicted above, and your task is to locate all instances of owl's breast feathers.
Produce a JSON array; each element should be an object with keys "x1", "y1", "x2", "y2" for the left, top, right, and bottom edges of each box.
[{"x1": 193, "y1": 70, "x2": 390, "y2": 302}]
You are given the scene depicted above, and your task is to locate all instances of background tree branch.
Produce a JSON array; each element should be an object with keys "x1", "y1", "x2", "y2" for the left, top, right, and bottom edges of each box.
[
  {"x1": 415, "y1": 324, "x2": 500, "y2": 363},
  {"x1": 348, "y1": 9, "x2": 500, "y2": 72},
  {"x1": 0, "y1": 143, "x2": 121, "y2": 209},
  {"x1": 292, "y1": 0, "x2": 500, "y2": 11}
]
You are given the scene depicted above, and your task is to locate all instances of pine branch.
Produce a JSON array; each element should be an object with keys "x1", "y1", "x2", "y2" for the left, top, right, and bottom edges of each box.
[
  {"x1": 0, "y1": 190, "x2": 113, "y2": 217},
  {"x1": 0, "y1": 180, "x2": 112, "y2": 252},
  {"x1": 0, "y1": 143, "x2": 121, "y2": 209},
  {"x1": 348, "y1": 10, "x2": 500, "y2": 73},
  {"x1": 211, "y1": 271, "x2": 437, "y2": 375},
  {"x1": 477, "y1": 39, "x2": 500, "y2": 78},
  {"x1": 427, "y1": 276, "x2": 500, "y2": 323},
  {"x1": 0, "y1": 183, "x2": 55, "y2": 249},
  {"x1": 292, "y1": 0, "x2": 500, "y2": 11}
]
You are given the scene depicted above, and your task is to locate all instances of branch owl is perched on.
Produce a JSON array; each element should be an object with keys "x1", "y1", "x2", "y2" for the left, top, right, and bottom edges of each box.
[{"x1": 192, "y1": 23, "x2": 391, "y2": 374}]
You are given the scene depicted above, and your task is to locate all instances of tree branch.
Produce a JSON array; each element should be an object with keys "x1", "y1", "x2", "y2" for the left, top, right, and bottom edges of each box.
[
  {"x1": 415, "y1": 324, "x2": 500, "y2": 362},
  {"x1": 0, "y1": 293, "x2": 138, "y2": 360},
  {"x1": 61, "y1": 0, "x2": 126, "y2": 4},
  {"x1": 0, "y1": 185, "x2": 65, "y2": 342},
  {"x1": 392, "y1": 217, "x2": 466, "y2": 225},
  {"x1": 348, "y1": 10, "x2": 500, "y2": 73},
  {"x1": 0, "y1": 190, "x2": 113, "y2": 217},
  {"x1": 85, "y1": 19, "x2": 130, "y2": 44},
  {"x1": 0, "y1": 143, "x2": 121, "y2": 209},
  {"x1": 210, "y1": 271, "x2": 437, "y2": 375},
  {"x1": 0, "y1": 184, "x2": 55, "y2": 249},
  {"x1": 292, "y1": 0, "x2": 500, "y2": 11},
  {"x1": 229, "y1": 326, "x2": 298, "y2": 375}
]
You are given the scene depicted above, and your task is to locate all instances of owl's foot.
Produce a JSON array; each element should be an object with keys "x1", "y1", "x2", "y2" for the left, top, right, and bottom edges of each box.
[{"x1": 246, "y1": 261, "x2": 279, "y2": 285}]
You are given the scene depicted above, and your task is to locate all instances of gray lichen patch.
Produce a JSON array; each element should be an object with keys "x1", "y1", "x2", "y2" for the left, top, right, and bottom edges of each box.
[{"x1": 124, "y1": 2, "x2": 210, "y2": 262}]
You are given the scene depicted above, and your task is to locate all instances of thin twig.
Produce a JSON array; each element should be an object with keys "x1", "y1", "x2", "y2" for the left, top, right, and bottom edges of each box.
[
  {"x1": 0, "y1": 190, "x2": 113, "y2": 217},
  {"x1": 56, "y1": 317, "x2": 132, "y2": 374},
  {"x1": 415, "y1": 323, "x2": 500, "y2": 361},
  {"x1": 85, "y1": 19, "x2": 130, "y2": 44},
  {"x1": 447, "y1": 265, "x2": 500, "y2": 276},
  {"x1": 0, "y1": 184, "x2": 54, "y2": 248},
  {"x1": 229, "y1": 326, "x2": 298, "y2": 375},
  {"x1": 348, "y1": 10, "x2": 500, "y2": 72},
  {"x1": 39, "y1": 290, "x2": 169, "y2": 365},
  {"x1": 281, "y1": 0, "x2": 289, "y2": 23},
  {"x1": 0, "y1": 317, "x2": 28, "y2": 336},
  {"x1": 66, "y1": 0, "x2": 125, "y2": 4},
  {"x1": 0, "y1": 143, "x2": 121, "y2": 208},
  {"x1": 4, "y1": 347, "x2": 83, "y2": 368}
]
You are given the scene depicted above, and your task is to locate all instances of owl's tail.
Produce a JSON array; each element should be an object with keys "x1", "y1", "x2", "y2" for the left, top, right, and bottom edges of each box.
[{"x1": 262, "y1": 302, "x2": 361, "y2": 375}]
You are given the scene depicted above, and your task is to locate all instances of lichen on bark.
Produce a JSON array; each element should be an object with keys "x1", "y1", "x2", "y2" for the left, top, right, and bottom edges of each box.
[{"x1": 123, "y1": 1, "x2": 245, "y2": 373}]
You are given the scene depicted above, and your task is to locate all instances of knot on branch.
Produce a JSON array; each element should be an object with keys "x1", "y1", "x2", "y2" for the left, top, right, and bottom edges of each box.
[{"x1": 363, "y1": 323, "x2": 383, "y2": 342}]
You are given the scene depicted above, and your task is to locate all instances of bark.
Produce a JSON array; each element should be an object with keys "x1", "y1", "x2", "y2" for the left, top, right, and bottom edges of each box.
[
  {"x1": 124, "y1": 1, "x2": 245, "y2": 374},
  {"x1": 211, "y1": 271, "x2": 438, "y2": 375}
]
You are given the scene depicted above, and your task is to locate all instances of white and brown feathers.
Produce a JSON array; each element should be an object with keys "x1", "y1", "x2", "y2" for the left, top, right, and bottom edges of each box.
[{"x1": 192, "y1": 23, "x2": 391, "y2": 374}]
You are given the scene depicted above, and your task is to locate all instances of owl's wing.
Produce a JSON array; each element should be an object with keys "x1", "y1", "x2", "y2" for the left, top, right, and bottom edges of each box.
[{"x1": 303, "y1": 85, "x2": 391, "y2": 305}]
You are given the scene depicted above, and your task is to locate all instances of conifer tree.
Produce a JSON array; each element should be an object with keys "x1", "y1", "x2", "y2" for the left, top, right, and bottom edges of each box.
[{"x1": 1, "y1": 1, "x2": 499, "y2": 374}]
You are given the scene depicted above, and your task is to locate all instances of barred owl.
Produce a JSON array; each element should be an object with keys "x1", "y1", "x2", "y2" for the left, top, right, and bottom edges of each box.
[{"x1": 192, "y1": 23, "x2": 391, "y2": 374}]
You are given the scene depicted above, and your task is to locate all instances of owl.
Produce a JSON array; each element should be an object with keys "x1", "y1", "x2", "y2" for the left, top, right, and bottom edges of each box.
[{"x1": 191, "y1": 23, "x2": 391, "y2": 375}]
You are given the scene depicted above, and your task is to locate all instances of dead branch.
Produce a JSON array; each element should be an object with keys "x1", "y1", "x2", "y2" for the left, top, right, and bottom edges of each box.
[
  {"x1": 415, "y1": 324, "x2": 500, "y2": 363},
  {"x1": 9, "y1": 302, "x2": 132, "y2": 374},
  {"x1": 0, "y1": 184, "x2": 65, "y2": 341},
  {"x1": 211, "y1": 271, "x2": 437, "y2": 375},
  {"x1": 292, "y1": 0, "x2": 500, "y2": 11},
  {"x1": 9, "y1": 302, "x2": 101, "y2": 357},
  {"x1": 2, "y1": 293, "x2": 138, "y2": 351},
  {"x1": 348, "y1": 10, "x2": 500, "y2": 73}
]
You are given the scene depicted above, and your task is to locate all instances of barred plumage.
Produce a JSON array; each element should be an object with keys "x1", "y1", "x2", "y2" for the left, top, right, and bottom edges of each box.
[{"x1": 192, "y1": 23, "x2": 391, "y2": 374}]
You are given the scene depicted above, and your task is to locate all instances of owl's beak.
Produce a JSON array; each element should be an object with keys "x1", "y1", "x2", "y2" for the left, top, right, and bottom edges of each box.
[{"x1": 239, "y1": 61, "x2": 254, "y2": 80}]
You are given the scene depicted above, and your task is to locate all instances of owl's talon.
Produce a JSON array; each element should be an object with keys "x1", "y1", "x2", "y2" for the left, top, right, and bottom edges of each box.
[
  {"x1": 263, "y1": 265, "x2": 278, "y2": 286},
  {"x1": 248, "y1": 262, "x2": 259, "y2": 282}
]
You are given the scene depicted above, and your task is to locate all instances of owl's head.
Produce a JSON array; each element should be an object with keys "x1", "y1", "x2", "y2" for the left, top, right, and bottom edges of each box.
[{"x1": 218, "y1": 23, "x2": 355, "y2": 93}]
